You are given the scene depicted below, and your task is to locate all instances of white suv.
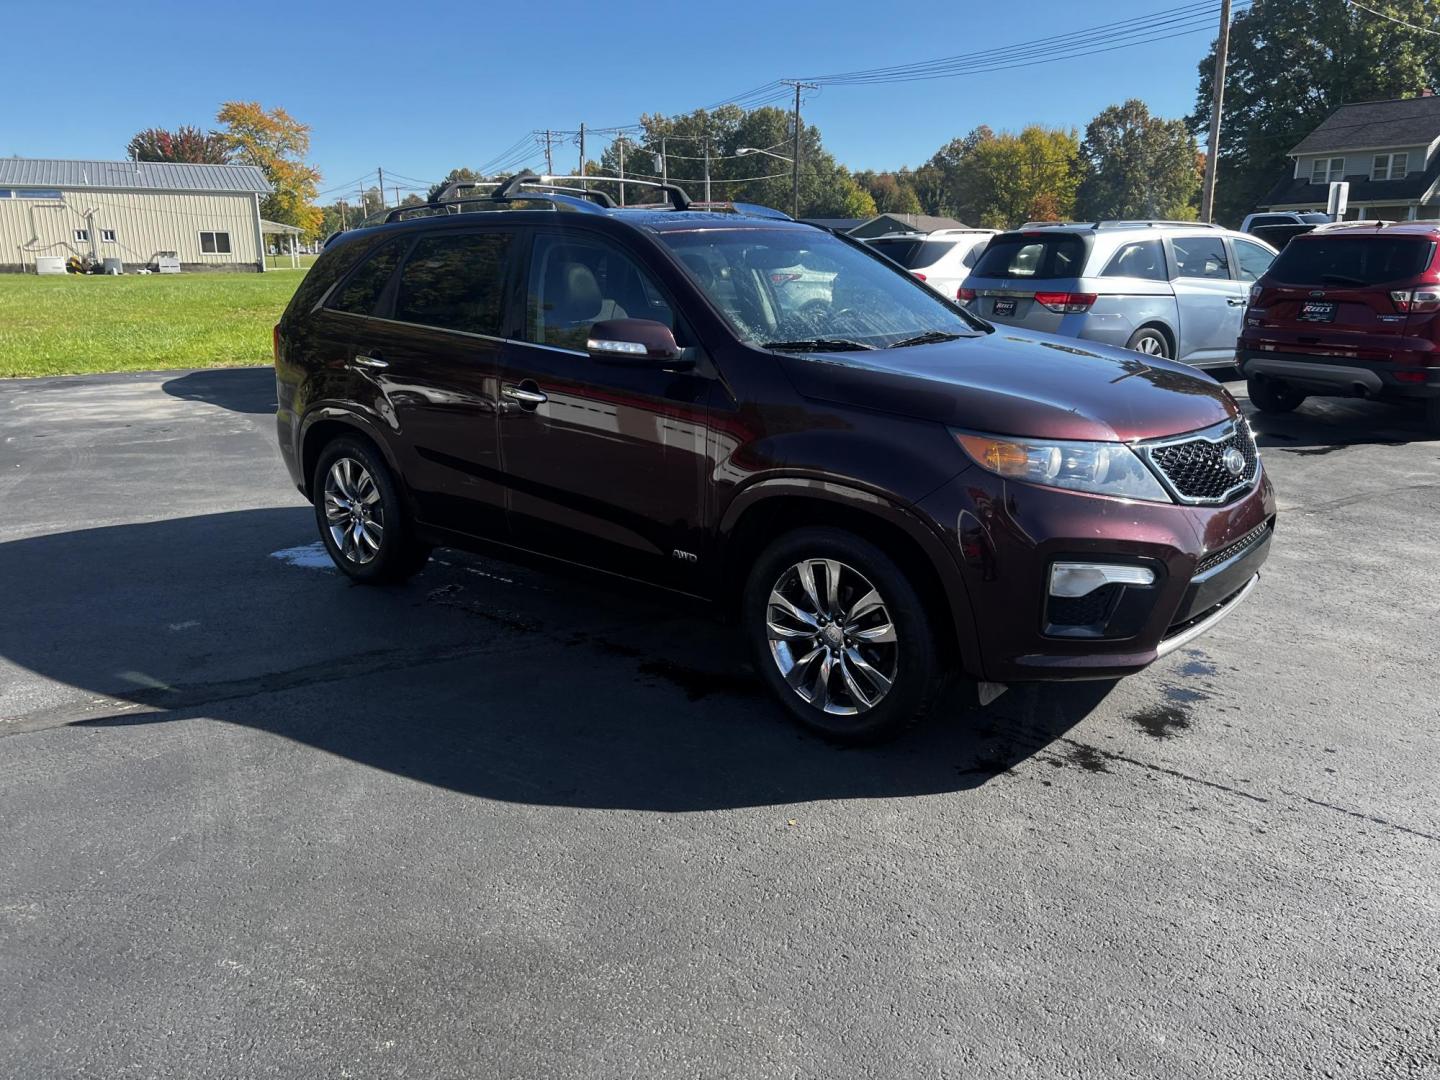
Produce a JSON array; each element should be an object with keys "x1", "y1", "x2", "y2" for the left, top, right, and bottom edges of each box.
[{"x1": 864, "y1": 230, "x2": 997, "y2": 301}]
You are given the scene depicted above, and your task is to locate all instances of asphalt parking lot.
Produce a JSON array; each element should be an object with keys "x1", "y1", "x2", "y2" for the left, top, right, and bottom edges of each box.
[{"x1": 2, "y1": 366, "x2": 1438, "y2": 1079}]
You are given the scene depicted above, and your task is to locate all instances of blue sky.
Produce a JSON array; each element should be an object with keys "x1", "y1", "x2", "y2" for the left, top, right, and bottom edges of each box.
[{"x1": 0, "y1": 0, "x2": 1219, "y2": 200}]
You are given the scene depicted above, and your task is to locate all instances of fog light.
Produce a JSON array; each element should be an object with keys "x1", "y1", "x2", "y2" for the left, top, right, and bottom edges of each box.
[{"x1": 1049, "y1": 562, "x2": 1155, "y2": 598}]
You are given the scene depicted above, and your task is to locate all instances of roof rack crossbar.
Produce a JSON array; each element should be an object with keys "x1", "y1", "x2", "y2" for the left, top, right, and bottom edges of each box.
[{"x1": 539, "y1": 173, "x2": 692, "y2": 211}]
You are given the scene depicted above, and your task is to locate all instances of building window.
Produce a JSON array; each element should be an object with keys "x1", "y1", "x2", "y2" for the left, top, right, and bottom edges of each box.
[
  {"x1": 101, "y1": 229, "x2": 117, "y2": 243},
  {"x1": 1372, "y1": 152, "x2": 1409, "y2": 180},
  {"x1": 16, "y1": 188, "x2": 62, "y2": 199},
  {"x1": 1310, "y1": 157, "x2": 1344, "y2": 184},
  {"x1": 199, "y1": 231, "x2": 232, "y2": 254},
  {"x1": 0, "y1": 190, "x2": 11, "y2": 198},
  {"x1": 74, "y1": 229, "x2": 89, "y2": 243}
]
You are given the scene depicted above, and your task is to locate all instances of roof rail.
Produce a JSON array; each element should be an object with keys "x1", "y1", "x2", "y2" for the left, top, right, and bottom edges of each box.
[
  {"x1": 1095, "y1": 219, "x2": 1225, "y2": 230},
  {"x1": 1018, "y1": 220, "x2": 1085, "y2": 229},
  {"x1": 538, "y1": 173, "x2": 692, "y2": 211},
  {"x1": 1311, "y1": 219, "x2": 1400, "y2": 231}
]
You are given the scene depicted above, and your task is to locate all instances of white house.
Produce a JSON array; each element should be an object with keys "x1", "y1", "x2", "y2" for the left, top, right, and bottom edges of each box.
[
  {"x1": 1257, "y1": 93, "x2": 1440, "y2": 221},
  {"x1": 0, "y1": 158, "x2": 273, "y2": 273}
]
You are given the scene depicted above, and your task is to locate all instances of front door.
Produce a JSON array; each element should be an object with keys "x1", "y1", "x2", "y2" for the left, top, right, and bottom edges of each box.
[
  {"x1": 1169, "y1": 233, "x2": 1247, "y2": 366},
  {"x1": 496, "y1": 228, "x2": 711, "y2": 591}
]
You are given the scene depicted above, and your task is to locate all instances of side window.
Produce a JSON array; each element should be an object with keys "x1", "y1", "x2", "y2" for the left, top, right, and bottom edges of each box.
[
  {"x1": 1233, "y1": 239, "x2": 1275, "y2": 283},
  {"x1": 1101, "y1": 240, "x2": 1166, "y2": 281},
  {"x1": 1171, "y1": 236, "x2": 1231, "y2": 280},
  {"x1": 395, "y1": 232, "x2": 512, "y2": 335},
  {"x1": 328, "y1": 237, "x2": 406, "y2": 316},
  {"x1": 526, "y1": 233, "x2": 675, "y2": 352}
]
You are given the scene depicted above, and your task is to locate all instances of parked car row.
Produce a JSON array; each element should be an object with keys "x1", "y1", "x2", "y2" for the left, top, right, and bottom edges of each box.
[{"x1": 276, "y1": 178, "x2": 1276, "y2": 744}]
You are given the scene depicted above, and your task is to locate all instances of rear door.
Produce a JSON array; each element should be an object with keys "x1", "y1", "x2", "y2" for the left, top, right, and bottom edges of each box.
[
  {"x1": 495, "y1": 227, "x2": 712, "y2": 591},
  {"x1": 359, "y1": 227, "x2": 518, "y2": 539},
  {"x1": 964, "y1": 231, "x2": 1090, "y2": 332},
  {"x1": 1168, "y1": 233, "x2": 1246, "y2": 365}
]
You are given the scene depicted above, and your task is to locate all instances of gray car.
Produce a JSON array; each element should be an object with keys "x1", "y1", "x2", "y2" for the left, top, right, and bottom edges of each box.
[{"x1": 959, "y1": 221, "x2": 1278, "y2": 370}]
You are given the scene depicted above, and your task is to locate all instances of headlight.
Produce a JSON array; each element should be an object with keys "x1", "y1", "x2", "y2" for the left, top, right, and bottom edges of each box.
[{"x1": 954, "y1": 431, "x2": 1171, "y2": 502}]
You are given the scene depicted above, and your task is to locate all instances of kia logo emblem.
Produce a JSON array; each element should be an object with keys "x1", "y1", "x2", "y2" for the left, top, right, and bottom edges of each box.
[{"x1": 1222, "y1": 448, "x2": 1247, "y2": 476}]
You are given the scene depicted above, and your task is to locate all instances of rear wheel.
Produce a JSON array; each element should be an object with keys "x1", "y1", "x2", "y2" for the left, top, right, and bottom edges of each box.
[
  {"x1": 1247, "y1": 375, "x2": 1306, "y2": 414},
  {"x1": 1126, "y1": 326, "x2": 1172, "y2": 359},
  {"x1": 312, "y1": 436, "x2": 431, "y2": 584},
  {"x1": 743, "y1": 527, "x2": 942, "y2": 744},
  {"x1": 1424, "y1": 397, "x2": 1440, "y2": 438}
]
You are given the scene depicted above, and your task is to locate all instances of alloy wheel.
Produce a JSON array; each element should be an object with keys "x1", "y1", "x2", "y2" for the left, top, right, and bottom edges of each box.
[
  {"x1": 1134, "y1": 333, "x2": 1167, "y2": 357},
  {"x1": 765, "y1": 558, "x2": 899, "y2": 716},
  {"x1": 323, "y1": 457, "x2": 385, "y2": 565}
]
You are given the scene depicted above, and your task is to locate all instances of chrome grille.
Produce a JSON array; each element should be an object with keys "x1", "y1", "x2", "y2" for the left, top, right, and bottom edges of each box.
[
  {"x1": 1196, "y1": 518, "x2": 1274, "y2": 575},
  {"x1": 1141, "y1": 419, "x2": 1259, "y2": 505}
]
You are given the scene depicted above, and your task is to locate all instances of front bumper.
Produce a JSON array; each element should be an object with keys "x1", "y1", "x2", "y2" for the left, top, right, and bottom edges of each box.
[{"x1": 917, "y1": 464, "x2": 1277, "y2": 682}]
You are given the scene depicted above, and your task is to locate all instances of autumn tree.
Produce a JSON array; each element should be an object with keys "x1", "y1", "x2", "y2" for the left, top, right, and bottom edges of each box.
[
  {"x1": 855, "y1": 170, "x2": 923, "y2": 215},
  {"x1": 1191, "y1": 0, "x2": 1440, "y2": 224},
  {"x1": 216, "y1": 101, "x2": 323, "y2": 237},
  {"x1": 428, "y1": 168, "x2": 488, "y2": 202},
  {"x1": 1076, "y1": 100, "x2": 1200, "y2": 221},
  {"x1": 126, "y1": 125, "x2": 230, "y2": 164},
  {"x1": 960, "y1": 126, "x2": 1080, "y2": 228}
]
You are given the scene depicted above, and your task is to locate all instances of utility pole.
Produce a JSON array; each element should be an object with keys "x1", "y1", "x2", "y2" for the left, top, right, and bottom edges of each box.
[
  {"x1": 783, "y1": 80, "x2": 818, "y2": 219},
  {"x1": 377, "y1": 166, "x2": 385, "y2": 210},
  {"x1": 538, "y1": 130, "x2": 556, "y2": 176},
  {"x1": 617, "y1": 137, "x2": 626, "y2": 207},
  {"x1": 394, "y1": 185, "x2": 401, "y2": 208},
  {"x1": 704, "y1": 137, "x2": 711, "y2": 205},
  {"x1": 1199, "y1": 0, "x2": 1231, "y2": 224},
  {"x1": 660, "y1": 136, "x2": 668, "y2": 187},
  {"x1": 358, "y1": 182, "x2": 366, "y2": 220},
  {"x1": 338, "y1": 199, "x2": 347, "y2": 231},
  {"x1": 579, "y1": 123, "x2": 587, "y2": 190}
]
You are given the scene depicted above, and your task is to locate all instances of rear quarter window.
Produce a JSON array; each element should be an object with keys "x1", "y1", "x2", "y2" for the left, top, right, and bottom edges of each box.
[
  {"x1": 971, "y1": 234, "x2": 1087, "y2": 279},
  {"x1": 868, "y1": 238, "x2": 956, "y2": 270},
  {"x1": 1265, "y1": 235, "x2": 1437, "y2": 287}
]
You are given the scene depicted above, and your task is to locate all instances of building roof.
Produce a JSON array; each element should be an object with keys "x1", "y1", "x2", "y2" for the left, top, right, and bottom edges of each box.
[
  {"x1": 1259, "y1": 149, "x2": 1440, "y2": 208},
  {"x1": 260, "y1": 219, "x2": 304, "y2": 234},
  {"x1": 0, "y1": 157, "x2": 271, "y2": 194},
  {"x1": 852, "y1": 212, "x2": 970, "y2": 236},
  {"x1": 1289, "y1": 95, "x2": 1440, "y2": 155},
  {"x1": 800, "y1": 217, "x2": 866, "y2": 232}
]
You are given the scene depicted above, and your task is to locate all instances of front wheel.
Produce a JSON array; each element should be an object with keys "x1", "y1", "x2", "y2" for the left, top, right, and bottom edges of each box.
[
  {"x1": 1247, "y1": 375, "x2": 1306, "y2": 414},
  {"x1": 312, "y1": 436, "x2": 431, "y2": 584},
  {"x1": 743, "y1": 527, "x2": 943, "y2": 744}
]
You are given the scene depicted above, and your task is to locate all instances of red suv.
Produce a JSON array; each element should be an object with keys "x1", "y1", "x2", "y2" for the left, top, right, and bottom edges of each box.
[{"x1": 1239, "y1": 221, "x2": 1440, "y2": 433}]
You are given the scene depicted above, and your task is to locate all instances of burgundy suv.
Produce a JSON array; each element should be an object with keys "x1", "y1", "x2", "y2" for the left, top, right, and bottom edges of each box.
[
  {"x1": 274, "y1": 173, "x2": 1275, "y2": 743},
  {"x1": 1239, "y1": 221, "x2": 1440, "y2": 433}
]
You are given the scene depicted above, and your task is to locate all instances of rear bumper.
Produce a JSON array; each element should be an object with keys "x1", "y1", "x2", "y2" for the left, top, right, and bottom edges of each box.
[
  {"x1": 917, "y1": 465, "x2": 1277, "y2": 683},
  {"x1": 1238, "y1": 347, "x2": 1440, "y2": 399}
]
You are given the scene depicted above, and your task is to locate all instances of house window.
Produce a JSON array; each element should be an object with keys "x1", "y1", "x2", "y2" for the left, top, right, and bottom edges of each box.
[
  {"x1": 16, "y1": 188, "x2": 62, "y2": 199},
  {"x1": 199, "y1": 231, "x2": 232, "y2": 254},
  {"x1": 1372, "y1": 153, "x2": 1409, "y2": 180},
  {"x1": 101, "y1": 229, "x2": 117, "y2": 243},
  {"x1": 74, "y1": 228, "x2": 89, "y2": 243},
  {"x1": 1310, "y1": 157, "x2": 1344, "y2": 184}
]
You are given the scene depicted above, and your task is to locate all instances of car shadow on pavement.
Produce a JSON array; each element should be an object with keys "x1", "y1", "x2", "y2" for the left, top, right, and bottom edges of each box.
[
  {"x1": 161, "y1": 367, "x2": 276, "y2": 415},
  {"x1": 2, "y1": 508, "x2": 1114, "y2": 812},
  {"x1": 1226, "y1": 380, "x2": 1435, "y2": 451}
]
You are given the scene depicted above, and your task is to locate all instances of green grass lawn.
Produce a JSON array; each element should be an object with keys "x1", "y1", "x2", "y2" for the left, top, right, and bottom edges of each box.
[
  {"x1": 264, "y1": 252, "x2": 319, "y2": 270},
  {"x1": 0, "y1": 272, "x2": 306, "y2": 378}
]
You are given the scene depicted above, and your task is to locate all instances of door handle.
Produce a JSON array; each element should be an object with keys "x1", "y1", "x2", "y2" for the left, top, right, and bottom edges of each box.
[
  {"x1": 353, "y1": 354, "x2": 389, "y2": 369},
  {"x1": 1226, "y1": 297, "x2": 1246, "y2": 306},
  {"x1": 502, "y1": 384, "x2": 548, "y2": 407}
]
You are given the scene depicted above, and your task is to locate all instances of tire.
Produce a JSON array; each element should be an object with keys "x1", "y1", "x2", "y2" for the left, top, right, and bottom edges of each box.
[
  {"x1": 1247, "y1": 375, "x2": 1306, "y2": 414},
  {"x1": 1424, "y1": 397, "x2": 1440, "y2": 438},
  {"x1": 743, "y1": 527, "x2": 943, "y2": 745},
  {"x1": 311, "y1": 435, "x2": 431, "y2": 584},
  {"x1": 1125, "y1": 325, "x2": 1172, "y2": 360}
]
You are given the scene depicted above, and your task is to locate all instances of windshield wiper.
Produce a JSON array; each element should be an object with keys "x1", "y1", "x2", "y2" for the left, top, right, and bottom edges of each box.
[
  {"x1": 1318, "y1": 273, "x2": 1366, "y2": 285},
  {"x1": 887, "y1": 330, "x2": 965, "y2": 349},
  {"x1": 762, "y1": 338, "x2": 875, "y2": 352}
]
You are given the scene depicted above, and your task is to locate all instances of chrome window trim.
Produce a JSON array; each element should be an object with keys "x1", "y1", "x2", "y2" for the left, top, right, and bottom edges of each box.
[
  {"x1": 325, "y1": 308, "x2": 590, "y2": 357},
  {"x1": 1134, "y1": 417, "x2": 1261, "y2": 506}
]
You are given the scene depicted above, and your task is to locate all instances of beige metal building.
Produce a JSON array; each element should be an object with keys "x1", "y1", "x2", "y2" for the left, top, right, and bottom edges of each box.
[{"x1": 0, "y1": 158, "x2": 273, "y2": 273}]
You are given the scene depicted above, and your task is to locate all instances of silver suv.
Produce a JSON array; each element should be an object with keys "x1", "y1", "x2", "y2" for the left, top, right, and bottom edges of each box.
[{"x1": 959, "y1": 221, "x2": 1278, "y2": 370}]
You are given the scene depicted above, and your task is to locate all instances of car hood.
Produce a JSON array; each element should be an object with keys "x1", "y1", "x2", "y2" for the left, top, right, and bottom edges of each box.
[{"x1": 779, "y1": 329, "x2": 1240, "y2": 442}]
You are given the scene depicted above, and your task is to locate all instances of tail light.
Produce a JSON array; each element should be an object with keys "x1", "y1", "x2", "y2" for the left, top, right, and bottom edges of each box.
[
  {"x1": 912, "y1": 272, "x2": 927, "y2": 282},
  {"x1": 1249, "y1": 284, "x2": 1263, "y2": 304},
  {"x1": 1390, "y1": 288, "x2": 1440, "y2": 313},
  {"x1": 1033, "y1": 291, "x2": 1097, "y2": 314},
  {"x1": 272, "y1": 324, "x2": 281, "y2": 362},
  {"x1": 957, "y1": 287, "x2": 976, "y2": 302}
]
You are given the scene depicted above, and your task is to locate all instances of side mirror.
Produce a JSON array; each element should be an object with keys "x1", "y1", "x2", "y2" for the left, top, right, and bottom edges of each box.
[{"x1": 586, "y1": 319, "x2": 684, "y2": 365}]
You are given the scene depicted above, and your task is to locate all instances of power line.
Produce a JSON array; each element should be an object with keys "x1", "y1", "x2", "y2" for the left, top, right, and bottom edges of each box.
[{"x1": 1345, "y1": 0, "x2": 1440, "y2": 33}]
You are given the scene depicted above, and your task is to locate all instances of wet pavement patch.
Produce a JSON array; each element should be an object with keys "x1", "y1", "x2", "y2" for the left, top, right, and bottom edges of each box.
[
  {"x1": 1130, "y1": 703, "x2": 1192, "y2": 740},
  {"x1": 1064, "y1": 743, "x2": 1111, "y2": 773}
]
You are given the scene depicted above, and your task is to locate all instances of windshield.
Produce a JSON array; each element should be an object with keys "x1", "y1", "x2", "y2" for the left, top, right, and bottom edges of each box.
[
  {"x1": 971, "y1": 233, "x2": 1088, "y2": 279},
  {"x1": 659, "y1": 227, "x2": 982, "y2": 349},
  {"x1": 1267, "y1": 235, "x2": 1436, "y2": 287}
]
